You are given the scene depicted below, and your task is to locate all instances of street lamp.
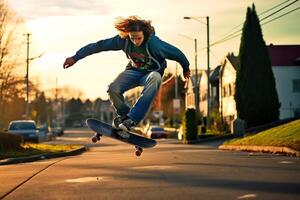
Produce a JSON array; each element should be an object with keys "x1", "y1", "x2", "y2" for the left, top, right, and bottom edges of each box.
[{"x1": 183, "y1": 16, "x2": 211, "y2": 128}]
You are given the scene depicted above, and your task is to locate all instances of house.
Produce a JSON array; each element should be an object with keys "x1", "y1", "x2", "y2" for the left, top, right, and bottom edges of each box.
[
  {"x1": 218, "y1": 45, "x2": 300, "y2": 125},
  {"x1": 219, "y1": 55, "x2": 239, "y2": 124},
  {"x1": 268, "y1": 44, "x2": 300, "y2": 119},
  {"x1": 185, "y1": 67, "x2": 221, "y2": 119},
  {"x1": 185, "y1": 72, "x2": 199, "y2": 109}
]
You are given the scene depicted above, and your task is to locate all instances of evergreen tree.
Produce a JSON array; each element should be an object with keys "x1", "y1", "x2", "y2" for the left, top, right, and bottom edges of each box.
[{"x1": 235, "y1": 4, "x2": 280, "y2": 127}]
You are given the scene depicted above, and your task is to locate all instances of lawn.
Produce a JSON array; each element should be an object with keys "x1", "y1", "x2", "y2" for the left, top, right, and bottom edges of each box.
[
  {"x1": 0, "y1": 143, "x2": 82, "y2": 160},
  {"x1": 224, "y1": 119, "x2": 300, "y2": 151}
]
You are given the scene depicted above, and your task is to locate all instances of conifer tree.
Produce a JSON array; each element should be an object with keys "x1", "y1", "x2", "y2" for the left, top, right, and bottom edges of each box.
[{"x1": 235, "y1": 4, "x2": 280, "y2": 127}]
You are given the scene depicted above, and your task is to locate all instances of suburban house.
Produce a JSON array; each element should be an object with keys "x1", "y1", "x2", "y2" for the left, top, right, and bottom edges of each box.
[
  {"x1": 219, "y1": 55, "x2": 239, "y2": 124},
  {"x1": 186, "y1": 66, "x2": 221, "y2": 120},
  {"x1": 268, "y1": 44, "x2": 300, "y2": 119}
]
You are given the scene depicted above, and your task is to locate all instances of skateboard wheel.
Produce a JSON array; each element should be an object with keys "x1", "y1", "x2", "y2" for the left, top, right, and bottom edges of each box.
[
  {"x1": 135, "y1": 146, "x2": 143, "y2": 157},
  {"x1": 92, "y1": 133, "x2": 102, "y2": 143},
  {"x1": 135, "y1": 150, "x2": 142, "y2": 157},
  {"x1": 92, "y1": 136, "x2": 98, "y2": 143}
]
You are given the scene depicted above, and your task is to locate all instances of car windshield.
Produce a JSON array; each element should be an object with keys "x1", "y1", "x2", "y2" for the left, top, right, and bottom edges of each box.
[{"x1": 9, "y1": 122, "x2": 36, "y2": 130}]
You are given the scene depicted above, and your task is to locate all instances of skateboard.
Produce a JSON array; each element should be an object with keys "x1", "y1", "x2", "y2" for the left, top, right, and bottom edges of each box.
[{"x1": 85, "y1": 118, "x2": 157, "y2": 156}]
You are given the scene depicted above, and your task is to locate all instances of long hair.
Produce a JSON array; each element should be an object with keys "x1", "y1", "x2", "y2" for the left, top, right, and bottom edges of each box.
[{"x1": 114, "y1": 16, "x2": 154, "y2": 40}]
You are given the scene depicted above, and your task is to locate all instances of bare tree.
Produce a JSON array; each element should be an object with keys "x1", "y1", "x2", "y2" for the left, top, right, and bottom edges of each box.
[{"x1": 0, "y1": 0, "x2": 26, "y2": 127}]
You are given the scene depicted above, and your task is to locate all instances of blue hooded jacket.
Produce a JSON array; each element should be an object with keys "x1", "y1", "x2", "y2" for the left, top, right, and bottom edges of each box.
[{"x1": 72, "y1": 33, "x2": 190, "y2": 75}]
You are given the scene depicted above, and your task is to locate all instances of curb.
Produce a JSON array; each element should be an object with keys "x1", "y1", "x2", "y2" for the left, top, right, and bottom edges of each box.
[
  {"x1": 0, "y1": 146, "x2": 87, "y2": 165},
  {"x1": 183, "y1": 134, "x2": 235, "y2": 144},
  {"x1": 219, "y1": 145, "x2": 300, "y2": 157}
]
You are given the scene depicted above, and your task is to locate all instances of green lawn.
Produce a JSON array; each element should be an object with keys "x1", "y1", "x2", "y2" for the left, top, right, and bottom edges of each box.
[
  {"x1": 224, "y1": 119, "x2": 300, "y2": 151},
  {"x1": 0, "y1": 144, "x2": 82, "y2": 160}
]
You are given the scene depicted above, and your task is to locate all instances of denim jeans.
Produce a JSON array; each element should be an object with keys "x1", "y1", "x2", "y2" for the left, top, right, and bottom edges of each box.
[{"x1": 107, "y1": 70, "x2": 162, "y2": 123}]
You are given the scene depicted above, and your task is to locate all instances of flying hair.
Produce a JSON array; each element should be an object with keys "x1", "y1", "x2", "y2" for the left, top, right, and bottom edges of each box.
[{"x1": 114, "y1": 16, "x2": 154, "y2": 39}]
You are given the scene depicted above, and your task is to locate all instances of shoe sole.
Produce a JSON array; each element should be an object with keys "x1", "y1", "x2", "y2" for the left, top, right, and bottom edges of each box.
[{"x1": 119, "y1": 124, "x2": 130, "y2": 132}]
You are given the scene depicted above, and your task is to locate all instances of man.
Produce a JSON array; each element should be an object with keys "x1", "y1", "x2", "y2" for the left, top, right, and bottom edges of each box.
[{"x1": 63, "y1": 16, "x2": 190, "y2": 131}]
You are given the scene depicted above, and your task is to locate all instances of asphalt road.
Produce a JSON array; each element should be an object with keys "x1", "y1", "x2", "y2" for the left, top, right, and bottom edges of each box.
[{"x1": 0, "y1": 128, "x2": 299, "y2": 200}]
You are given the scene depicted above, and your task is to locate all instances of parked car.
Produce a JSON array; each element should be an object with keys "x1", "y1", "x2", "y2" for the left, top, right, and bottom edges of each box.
[
  {"x1": 51, "y1": 126, "x2": 64, "y2": 136},
  {"x1": 8, "y1": 120, "x2": 40, "y2": 143},
  {"x1": 145, "y1": 126, "x2": 167, "y2": 139}
]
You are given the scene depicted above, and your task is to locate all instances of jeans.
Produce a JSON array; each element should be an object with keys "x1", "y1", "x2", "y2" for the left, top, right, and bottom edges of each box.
[{"x1": 107, "y1": 70, "x2": 162, "y2": 123}]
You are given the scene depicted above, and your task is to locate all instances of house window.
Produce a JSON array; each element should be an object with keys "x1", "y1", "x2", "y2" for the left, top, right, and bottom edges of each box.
[{"x1": 293, "y1": 79, "x2": 300, "y2": 92}]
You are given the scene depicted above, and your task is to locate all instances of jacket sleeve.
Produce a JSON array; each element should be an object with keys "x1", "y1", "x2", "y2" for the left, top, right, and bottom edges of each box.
[
  {"x1": 155, "y1": 37, "x2": 190, "y2": 72},
  {"x1": 72, "y1": 35, "x2": 125, "y2": 61}
]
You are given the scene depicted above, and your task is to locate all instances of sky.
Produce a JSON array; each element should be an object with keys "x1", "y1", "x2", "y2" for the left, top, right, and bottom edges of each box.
[{"x1": 6, "y1": 0, "x2": 300, "y2": 100}]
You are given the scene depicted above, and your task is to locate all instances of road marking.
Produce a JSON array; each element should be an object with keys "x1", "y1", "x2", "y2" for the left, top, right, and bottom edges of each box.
[
  {"x1": 132, "y1": 165, "x2": 175, "y2": 170},
  {"x1": 65, "y1": 177, "x2": 104, "y2": 183},
  {"x1": 279, "y1": 161, "x2": 294, "y2": 164},
  {"x1": 237, "y1": 194, "x2": 257, "y2": 199}
]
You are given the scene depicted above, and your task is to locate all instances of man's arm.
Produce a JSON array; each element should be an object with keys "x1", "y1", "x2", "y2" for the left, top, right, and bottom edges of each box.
[{"x1": 63, "y1": 35, "x2": 125, "y2": 68}]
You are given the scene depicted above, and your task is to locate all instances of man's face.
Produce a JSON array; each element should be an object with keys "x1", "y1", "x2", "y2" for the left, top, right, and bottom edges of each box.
[{"x1": 129, "y1": 31, "x2": 144, "y2": 47}]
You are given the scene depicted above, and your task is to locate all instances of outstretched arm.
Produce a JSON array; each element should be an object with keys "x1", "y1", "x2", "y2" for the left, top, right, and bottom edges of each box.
[{"x1": 63, "y1": 35, "x2": 125, "y2": 69}]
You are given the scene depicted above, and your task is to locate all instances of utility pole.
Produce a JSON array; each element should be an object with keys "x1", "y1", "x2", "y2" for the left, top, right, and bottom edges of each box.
[
  {"x1": 174, "y1": 63, "x2": 178, "y2": 128},
  {"x1": 194, "y1": 38, "x2": 199, "y2": 118},
  {"x1": 206, "y1": 16, "x2": 210, "y2": 129},
  {"x1": 24, "y1": 33, "x2": 44, "y2": 119},
  {"x1": 25, "y1": 33, "x2": 31, "y2": 118}
]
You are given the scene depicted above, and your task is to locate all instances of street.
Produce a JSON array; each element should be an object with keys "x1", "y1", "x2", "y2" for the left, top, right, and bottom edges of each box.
[{"x1": 0, "y1": 128, "x2": 299, "y2": 200}]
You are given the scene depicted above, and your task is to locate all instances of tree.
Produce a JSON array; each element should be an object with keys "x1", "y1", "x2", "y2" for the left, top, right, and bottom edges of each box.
[
  {"x1": 235, "y1": 4, "x2": 280, "y2": 127},
  {"x1": 0, "y1": 1, "x2": 26, "y2": 127},
  {"x1": 65, "y1": 98, "x2": 83, "y2": 125}
]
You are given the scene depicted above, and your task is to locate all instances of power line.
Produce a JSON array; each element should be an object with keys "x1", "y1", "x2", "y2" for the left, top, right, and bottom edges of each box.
[
  {"x1": 209, "y1": 2, "x2": 300, "y2": 48},
  {"x1": 260, "y1": 0, "x2": 299, "y2": 21},
  {"x1": 214, "y1": 0, "x2": 294, "y2": 43},
  {"x1": 259, "y1": 0, "x2": 292, "y2": 16},
  {"x1": 210, "y1": 0, "x2": 298, "y2": 48},
  {"x1": 261, "y1": 6, "x2": 300, "y2": 26}
]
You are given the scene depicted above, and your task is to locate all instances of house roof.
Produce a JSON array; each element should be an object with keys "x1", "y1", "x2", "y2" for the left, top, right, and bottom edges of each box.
[
  {"x1": 268, "y1": 44, "x2": 300, "y2": 66},
  {"x1": 227, "y1": 54, "x2": 239, "y2": 69},
  {"x1": 210, "y1": 65, "x2": 221, "y2": 82}
]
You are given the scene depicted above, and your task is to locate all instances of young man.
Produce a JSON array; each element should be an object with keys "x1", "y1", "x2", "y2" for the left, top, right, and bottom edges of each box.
[{"x1": 63, "y1": 16, "x2": 190, "y2": 131}]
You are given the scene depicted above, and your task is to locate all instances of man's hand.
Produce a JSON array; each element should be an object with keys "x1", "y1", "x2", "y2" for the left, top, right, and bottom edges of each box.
[
  {"x1": 183, "y1": 70, "x2": 191, "y2": 80},
  {"x1": 63, "y1": 57, "x2": 76, "y2": 69}
]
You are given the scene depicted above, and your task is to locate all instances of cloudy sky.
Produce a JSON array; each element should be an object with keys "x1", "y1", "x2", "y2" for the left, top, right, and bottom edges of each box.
[{"x1": 7, "y1": 0, "x2": 300, "y2": 100}]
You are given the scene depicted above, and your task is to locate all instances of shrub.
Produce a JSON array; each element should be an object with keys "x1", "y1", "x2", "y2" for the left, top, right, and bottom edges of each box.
[
  {"x1": 182, "y1": 108, "x2": 198, "y2": 142},
  {"x1": 209, "y1": 107, "x2": 230, "y2": 133},
  {"x1": 0, "y1": 131, "x2": 23, "y2": 150}
]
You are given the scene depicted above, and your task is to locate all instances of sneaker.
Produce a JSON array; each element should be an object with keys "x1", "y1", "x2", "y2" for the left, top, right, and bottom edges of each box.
[
  {"x1": 119, "y1": 117, "x2": 136, "y2": 131},
  {"x1": 112, "y1": 115, "x2": 128, "y2": 128}
]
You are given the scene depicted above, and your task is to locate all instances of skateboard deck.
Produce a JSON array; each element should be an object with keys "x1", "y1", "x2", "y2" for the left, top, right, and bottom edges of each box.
[{"x1": 86, "y1": 118, "x2": 157, "y2": 156}]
